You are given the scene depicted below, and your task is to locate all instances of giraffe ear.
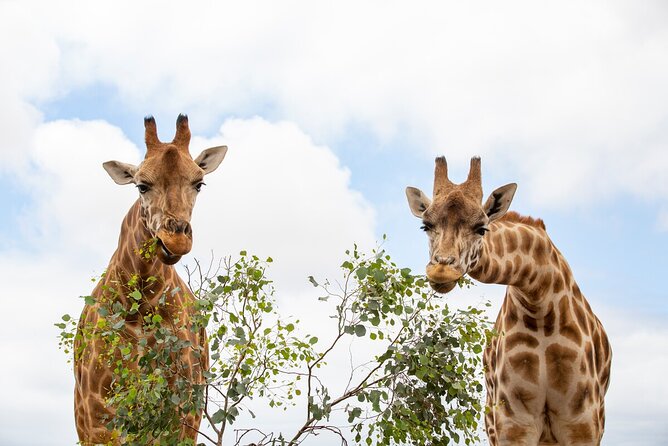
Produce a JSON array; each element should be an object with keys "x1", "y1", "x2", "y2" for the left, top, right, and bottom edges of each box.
[
  {"x1": 103, "y1": 161, "x2": 138, "y2": 185},
  {"x1": 194, "y1": 145, "x2": 228, "y2": 174},
  {"x1": 483, "y1": 183, "x2": 517, "y2": 222},
  {"x1": 406, "y1": 187, "x2": 431, "y2": 218}
]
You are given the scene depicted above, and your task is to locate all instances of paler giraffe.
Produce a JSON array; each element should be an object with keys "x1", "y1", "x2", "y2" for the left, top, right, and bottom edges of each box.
[
  {"x1": 405, "y1": 156, "x2": 612, "y2": 445},
  {"x1": 74, "y1": 115, "x2": 228, "y2": 444}
]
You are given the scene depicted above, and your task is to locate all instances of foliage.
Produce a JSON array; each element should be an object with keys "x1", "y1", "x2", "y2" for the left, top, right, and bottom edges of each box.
[
  {"x1": 58, "y1": 243, "x2": 492, "y2": 445},
  {"x1": 59, "y1": 270, "x2": 206, "y2": 445},
  {"x1": 187, "y1": 253, "x2": 318, "y2": 444},
  {"x1": 288, "y1": 243, "x2": 491, "y2": 446}
]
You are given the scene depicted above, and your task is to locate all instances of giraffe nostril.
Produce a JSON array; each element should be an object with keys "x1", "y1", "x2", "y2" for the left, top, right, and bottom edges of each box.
[
  {"x1": 174, "y1": 221, "x2": 191, "y2": 235},
  {"x1": 182, "y1": 222, "x2": 192, "y2": 237}
]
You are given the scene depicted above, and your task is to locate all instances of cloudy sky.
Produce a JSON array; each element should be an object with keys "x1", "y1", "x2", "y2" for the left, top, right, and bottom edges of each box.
[{"x1": 1, "y1": 1, "x2": 667, "y2": 445}]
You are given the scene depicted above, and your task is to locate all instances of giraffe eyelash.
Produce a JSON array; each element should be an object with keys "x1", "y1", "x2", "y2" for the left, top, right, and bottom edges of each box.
[{"x1": 421, "y1": 222, "x2": 434, "y2": 232}]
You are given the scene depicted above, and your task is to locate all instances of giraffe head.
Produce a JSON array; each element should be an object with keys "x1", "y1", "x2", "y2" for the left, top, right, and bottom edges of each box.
[
  {"x1": 102, "y1": 114, "x2": 227, "y2": 265},
  {"x1": 406, "y1": 156, "x2": 517, "y2": 293}
]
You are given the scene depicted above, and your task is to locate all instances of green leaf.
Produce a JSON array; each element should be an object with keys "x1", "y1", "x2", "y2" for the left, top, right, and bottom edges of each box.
[
  {"x1": 210, "y1": 409, "x2": 226, "y2": 424},
  {"x1": 356, "y1": 267, "x2": 368, "y2": 279},
  {"x1": 112, "y1": 320, "x2": 125, "y2": 330},
  {"x1": 309, "y1": 337, "x2": 318, "y2": 345},
  {"x1": 129, "y1": 302, "x2": 140, "y2": 314},
  {"x1": 354, "y1": 324, "x2": 367, "y2": 337}
]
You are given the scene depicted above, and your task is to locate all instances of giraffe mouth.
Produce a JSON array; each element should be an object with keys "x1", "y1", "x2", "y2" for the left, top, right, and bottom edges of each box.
[
  {"x1": 156, "y1": 238, "x2": 183, "y2": 265},
  {"x1": 428, "y1": 280, "x2": 458, "y2": 294},
  {"x1": 426, "y1": 263, "x2": 462, "y2": 294},
  {"x1": 155, "y1": 227, "x2": 192, "y2": 265}
]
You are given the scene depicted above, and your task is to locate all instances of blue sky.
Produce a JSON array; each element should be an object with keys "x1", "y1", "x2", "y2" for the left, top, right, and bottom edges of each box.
[{"x1": 1, "y1": 1, "x2": 667, "y2": 445}]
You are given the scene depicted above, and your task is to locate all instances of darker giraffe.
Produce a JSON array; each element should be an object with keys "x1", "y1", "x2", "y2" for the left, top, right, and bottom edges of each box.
[
  {"x1": 74, "y1": 115, "x2": 227, "y2": 444},
  {"x1": 406, "y1": 156, "x2": 612, "y2": 445}
]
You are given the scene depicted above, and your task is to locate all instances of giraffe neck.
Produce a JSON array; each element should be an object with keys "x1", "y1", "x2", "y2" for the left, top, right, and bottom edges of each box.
[
  {"x1": 103, "y1": 200, "x2": 177, "y2": 307},
  {"x1": 469, "y1": 219, "x2": 573, "y2": 312}
]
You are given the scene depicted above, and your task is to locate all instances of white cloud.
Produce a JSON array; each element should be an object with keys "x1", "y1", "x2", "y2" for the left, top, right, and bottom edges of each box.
[
  {"x1": 0, "y1": 255, "x2": 84, "y2": 446},
  {"x1": 20, "y1": 120, "x2": 142, "y2": 265},
  {"x1": 3, "y1": 0, "x2": 664, "y2": 211},
  {"x1": 0, "y1": 1, "x2": 58, "y2": 172},
  {"x1": 596, "y1": 306, "x2": 668, "y2": 445},
  {"x1": 189, "y1": 117, "x2": 376, "y2": 293}
]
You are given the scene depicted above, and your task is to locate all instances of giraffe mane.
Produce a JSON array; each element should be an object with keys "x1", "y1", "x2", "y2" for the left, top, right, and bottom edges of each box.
[{"x1": 499, "y1": 211, "x2": 546, "y2": 230}]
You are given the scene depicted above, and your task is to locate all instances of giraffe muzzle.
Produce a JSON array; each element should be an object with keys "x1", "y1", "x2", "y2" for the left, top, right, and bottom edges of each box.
[
  {"x1": 155, "y1": 223, "x2": 193, "y2": 265},
  {"x1": 425, "y1": 263, "x2": 462, "y2": 294}
]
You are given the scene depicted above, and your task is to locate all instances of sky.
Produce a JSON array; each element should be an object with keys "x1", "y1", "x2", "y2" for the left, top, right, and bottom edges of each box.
[{"x1": 0, "y1": 0, "x2": 667, "y2": 444}]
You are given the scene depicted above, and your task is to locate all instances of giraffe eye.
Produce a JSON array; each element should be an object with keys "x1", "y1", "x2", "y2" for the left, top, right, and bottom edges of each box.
[
  {"x1": 137, "y1": 184, "x2": 150, "y2": 194},
  {"x1": 194, "y1": 181, "x2": 206, "y2": 192},
  {"x1": 475, "y1": 226, "x2": 489, "y2": 236}
]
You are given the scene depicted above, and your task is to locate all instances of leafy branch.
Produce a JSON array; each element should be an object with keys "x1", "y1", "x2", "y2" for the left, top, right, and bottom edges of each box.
[{"x1": 58, "y1": 243, "x2": 491, "y2": 446}]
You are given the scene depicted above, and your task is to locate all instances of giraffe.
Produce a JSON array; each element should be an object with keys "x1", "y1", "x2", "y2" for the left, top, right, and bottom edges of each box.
[
  {"x1": 405, "y1": 156, "x2": 612, "y2": 446},
  {"x1": 74, "y1": 115, "x2": 227, "y2": 444}
]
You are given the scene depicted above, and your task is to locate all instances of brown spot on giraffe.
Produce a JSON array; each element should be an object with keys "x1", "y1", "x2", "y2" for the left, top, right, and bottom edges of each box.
[
  {"x1": 74, "y1": 115, "x2": 228, "y2": 445},
  {"x1": 559, "y1": 295, "x2": 583, "y2": 345},
  {"x1": 544, "y1": 301, "x2": 556, "y2": 336},
  {"x1": 488, "y1": 259, "x2": 500, "y2": 283},
  {"x1": 406, "y1": 156, "x2": 612, "y2": 445},
  {"x1": 546, "y1": 343, "x2": 578, "y2": 394},
  {"x1": 505, "y1": 300, "x2": 519, "y2": 329},
  {"x1": 506, "y1": 230, "x2": 518, "y2": 253},
  {"x1": 573, "y1": 301, "x2": 590, "y2": 335},
  {"x1": 570, "y1": 381, "x2": 594, "y2": 415},
  {"x1": 503, "y1": 424, "x2": 527, "y2": 442},
  {"x1": 527, "y1": 269, "x2": 538, "y2": 286},
  {"x1": 509, "y1": 351, "x2": 540, "y2": 385},
  {"x1": 553, "y1": 273, "x2": 565, "y2": 294},
  {"x1": 504, "y1": 332, "x2": 539, "y2": 351},
  {"x1": 522, "y1": 314, "x2": 539, "y2": 332},
  {"x1": 518, "y1": 226, "x2": 533, "y2": 253},
  {"x1": 569, "y1": 422, "x2": 593, "y2": 443}
]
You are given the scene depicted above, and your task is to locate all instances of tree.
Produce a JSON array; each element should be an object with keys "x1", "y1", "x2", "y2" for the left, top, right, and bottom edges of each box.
[{"x1": 58, "y1": 242, "x2": 491, "y2": 445}]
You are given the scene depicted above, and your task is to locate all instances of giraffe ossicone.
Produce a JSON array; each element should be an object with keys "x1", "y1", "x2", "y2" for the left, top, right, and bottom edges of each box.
[
  {"x1": 406, "y1": 156, "x2": 612, "y2": 446},
  {"x1": 74, "y1": 115, "x2": 227, "y2": 444}
]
